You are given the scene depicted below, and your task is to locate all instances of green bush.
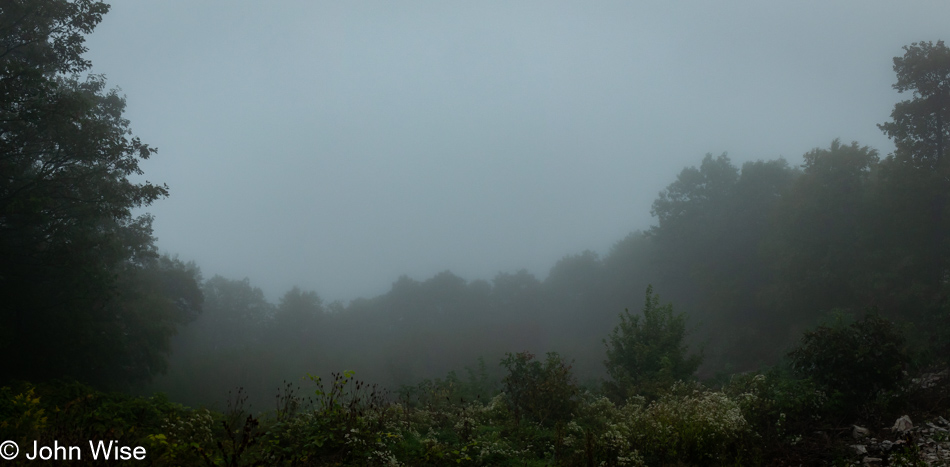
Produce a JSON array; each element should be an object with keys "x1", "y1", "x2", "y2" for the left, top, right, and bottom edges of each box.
[
  {"x1": 723, "y1": 368, "x2": 826, "y2": 449},
  {"x1": 500, "y1": 351, "x2": 579, "y2": 426},
  {"x1": 617, "y1": 382, "x2": 750, "y2": 465},
  {"x1": 0, "y1": 384, "x2": 47, "y2": 443},
  {"x1": 558, "y1": 395, "x2": 645, "y2": 467},
  {"x1": 603, "y1": 286, "x2": 702, "y2": 401},
  {"x1": 0, "y1": 380, "x2": 208, "y2": 465},
  {"x1": 260, "y1": 371, "x2": 396, "y2": 465},
  {"x1": 399, "y1": 357, "x2": 500, "y2": 410},
  {"x1": 788, "y1": 312, "x2": 909, "y2": 416}
]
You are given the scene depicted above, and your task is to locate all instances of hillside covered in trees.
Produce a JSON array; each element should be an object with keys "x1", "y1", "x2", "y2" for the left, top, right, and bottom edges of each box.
[{"x1": 1, "y1": 1, "x2": 949, "y2": 465}]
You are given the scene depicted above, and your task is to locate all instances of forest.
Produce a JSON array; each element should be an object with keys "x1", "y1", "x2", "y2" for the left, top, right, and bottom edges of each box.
[{"x1": 1, "y1": 1, "x2": 949, "y2": 465}]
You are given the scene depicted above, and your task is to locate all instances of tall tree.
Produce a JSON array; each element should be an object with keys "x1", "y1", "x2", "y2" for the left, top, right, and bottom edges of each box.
[
  {"x1": 876, "y1": 41, "x2": 950, "y2": 322},
  {"x1": 0, "y1": 0, "x2": 192, "y2": 388},
  {"x1": 768, "y1": 140, "x2": 878, "y2": 316},
  {"x1": 195, "y1": 276, "x2": 272, "y2": 352},
  {"x1": 879, "y1": 40, "x2": 950, "y2": 170},
  {"x1": 273, "y1": 286, "x2": 323, "y2": 336}
]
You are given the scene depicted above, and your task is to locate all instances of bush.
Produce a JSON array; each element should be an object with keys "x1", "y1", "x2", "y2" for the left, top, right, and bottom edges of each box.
[
  {"x1": 788, "y1": 312, "x2": 909, "y2": 416},
  {"x1": 0, "y1": 380, "x2": 207, "y2": 465},
  {"x1": 611, "y1": 382, "x2": 750, "y2": 465},
  {"x1": 603, "y1": 286, "x2": 701, "y2": 401},
  {"x1": 723, "y1": 368, "x2": 826, "y2": 449},
  {"x1": 398, "y1": 357, "x2": 500, "y2": 410},
  {"x1": 261, "y1": 371, "x2": 393, "y2": 465},
  {"x1": 0, "y1": 384, "x2": 47, "y2": 443},
  {"x1": 500, "y1": 351, "x2": 579, "y2": 426}
]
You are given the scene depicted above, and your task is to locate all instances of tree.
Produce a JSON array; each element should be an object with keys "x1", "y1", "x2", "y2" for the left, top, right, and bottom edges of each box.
[
  {"x1": 490, "y1": 269, "x2": 542, "y2": 320},
  {"x1": 650, "y1": 153, "x2": 739, "y2": 241},
  {"x1": 500, "y1": 351, "x2": 578, "y2": 426},
  {"x1": 603, "y1": 286, "x2": 701, "y2": 400},
  {"x1": 195, "y1": 276, "x2": 273, "y2": 352},
  {"x1": 878, "y1": 40, "x2": 950, "y2": 170},
  {"x1": 93, "y1": 255, "x2": 203, "y2": 385},
  {"x1": 768, "y1": 140, "x2": 879, "y2": 317},
  {"x1": 648, "y1": 153, "x2": 740, "y2": 309},
  {"x1": 0, "y1": 1, "x2": 192, "y2": 388},
  {"x1": 649, "y1": 154, "x2": 796, "y2": 371},
  {"x1": 273, "y1": 286, "x2": 323, "y2": 336},
  {"x1": 875, "y1": 41, "x2": 950, "y2": 324}
]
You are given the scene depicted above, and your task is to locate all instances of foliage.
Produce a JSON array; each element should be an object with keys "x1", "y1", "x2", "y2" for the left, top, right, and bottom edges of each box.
[
  {"x1": 399, "y1": 357, "x2": 500, "y2": 409},
  {"x1": 603, "y1": 286, "x2": 701, "y2": 401},
  {"x1": 258, "y1": 371, "x2": 394, "y2": 465},
  {"x1": 723, "y1": 368, "x2": 826, "y2": 447},
  {"x1": 616, "y1": 382, "x2": 751, "y2": 465},
  {"x1": 0, "y1": 380, "x2": 207, "y2": 464},
  {"x1": 763, "y1": 141, "x2": 880, "y2": 327},
  {"x1": 879, "y1": 40, "x2": 950, "y2": 169},
  {"x1": 272, "y1": 286, "x2": 323, "y2": 335},
  {"x1": 0, "y1": 384, "x2": 48, "y2": 443},
  {"x1": 788, "y1": 313, "x2": 909, "y2": 416},
  {"x1": 500, "y1": 351, "x2": 579, "y2": 426},
  {"x1": 3, "y1": 352, "x2": 942, "y2": 467},
  {"x1": 147, "y1": 407, "x2": 215, "y2": 465},
  {"x1": 876, "y1": 40, "x2": 950, "y2": 346},
  {"x1": 0, "y1": 0, "x2": 201, "y2": 388},
  {"x1": 651, "y1": 152, "x2": 739, "y2": 234}
]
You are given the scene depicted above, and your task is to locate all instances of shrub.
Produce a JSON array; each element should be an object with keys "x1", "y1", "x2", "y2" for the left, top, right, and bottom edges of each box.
[
  {"x1": 558, "y1": 395, "x2": 647, "y2": 466},
  {"x1": 723, "y1": 368, "x2": 826, "y2": 450},
  {"x1": 500, "y1": 351, "x2": 579, "y2": 426},
  {"x1": 787, "y1": 312, "x2": 909, "y2": 416},
  {"x1": 0, "y1": 384, "x2": 47, "y2": 443},
  {"x1": 603, "y1": 286, "x2": 701, "y2": 401},
  {"x1": 261, "y1": 371, "x2": 393, "y2": 464},
  {"x1": 616, "y1": 382, "x2": 750, "y2": 465},
  {"x1": 398, "y1": 357, "x2": 500, "y2": 410}
]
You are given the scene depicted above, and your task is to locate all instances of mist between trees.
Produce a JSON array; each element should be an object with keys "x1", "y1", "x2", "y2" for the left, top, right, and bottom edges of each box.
[
  {"x1": 153, "y1": 129, "x2": 950, "y2": 409},
  {"x1": 2, "y1": 0, "x2": 950, "y2": 428},
  {"x1": 151, "y1": 36, "x2": 950, "y2": 409}
]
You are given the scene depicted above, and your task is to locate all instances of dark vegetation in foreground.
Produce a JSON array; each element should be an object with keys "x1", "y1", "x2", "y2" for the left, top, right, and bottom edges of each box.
[
  {"x1": 2, "y1": 1, "x2": 950, "y2": 465},
  {"x1": 3, "y1": 303, "x2": 949, "y2": 465}
]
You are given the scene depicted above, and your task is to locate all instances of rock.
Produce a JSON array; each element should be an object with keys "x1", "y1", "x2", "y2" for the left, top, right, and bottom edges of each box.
[
  {"x1": 853, "y1": 425, "x2": 870, "y2": 440},
  {"x1": 852, "y1": 444, "x2": 868, "y2": 455},
  {"x1": 880, "y1": 440, "x2": 893, "y2": 451},
  {"x1": 862, "y1": 457, "x2": 882, "y2": 464},
  {"x1": 893, "y1": 415, "x2": 913, "y2": 433}
]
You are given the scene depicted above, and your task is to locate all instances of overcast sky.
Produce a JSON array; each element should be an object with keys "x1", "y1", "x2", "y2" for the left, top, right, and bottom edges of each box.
[{"x1": 83, "y1": 1, "x2": 948, "y2": 303}]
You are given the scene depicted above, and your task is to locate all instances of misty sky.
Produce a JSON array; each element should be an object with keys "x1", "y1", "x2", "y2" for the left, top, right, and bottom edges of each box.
[{"x1": 83, "y1": 1, "x2": 948, "y2": 303}]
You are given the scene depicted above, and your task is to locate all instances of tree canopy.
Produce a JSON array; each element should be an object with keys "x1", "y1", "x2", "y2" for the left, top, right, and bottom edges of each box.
[
  {"x1": 0, "y1": 0, "x2": 199, "y2": 388},
  {"x1": 879, "y1": 40, "x2": 950, "y2": 169}
]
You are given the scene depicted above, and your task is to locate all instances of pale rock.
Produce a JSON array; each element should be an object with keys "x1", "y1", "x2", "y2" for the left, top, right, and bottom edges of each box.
[
  {"x1": 852, "y1": 444, "x2": 868, "y2": 455},
  {"x1": 926, "y1": 421, "x2": 947, "y2": 432},
  {"x1": 853, "y1": 425, "x2": 870, "y2": 440},
  {"x1": 892, "y1": 415, "x2": 913, "y2": 433}
]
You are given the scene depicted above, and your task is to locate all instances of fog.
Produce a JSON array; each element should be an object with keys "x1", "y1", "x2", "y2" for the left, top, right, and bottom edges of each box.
[
  {"x1": 79, "y1": 1, "x2": 944, "y2": 303},
  {"x1": 8, "y1": 2, "x2": 950, "y2": 462}
]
